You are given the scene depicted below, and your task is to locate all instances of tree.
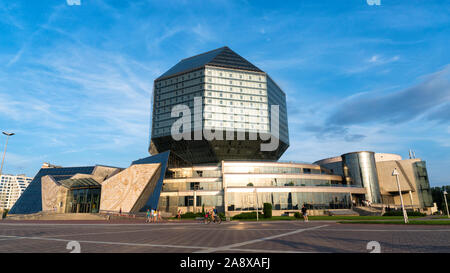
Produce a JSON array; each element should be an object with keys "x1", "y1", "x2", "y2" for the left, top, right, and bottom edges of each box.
[{"x1": 431, "y1": 186, "x2": 450, "y2": 211}]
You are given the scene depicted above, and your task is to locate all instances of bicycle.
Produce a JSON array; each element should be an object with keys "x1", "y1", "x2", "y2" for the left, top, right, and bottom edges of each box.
[{"x1": 206, "y1": 215, "x2": 222, "y2": 224}]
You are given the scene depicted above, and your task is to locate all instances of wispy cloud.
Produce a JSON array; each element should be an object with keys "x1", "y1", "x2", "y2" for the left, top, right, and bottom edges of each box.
[{"x1": 328, "y1": 65, "x2": 450, "y2": 125}]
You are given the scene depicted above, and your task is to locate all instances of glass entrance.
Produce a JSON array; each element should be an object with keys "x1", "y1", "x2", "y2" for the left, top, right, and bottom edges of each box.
[{"x1": 66, "y1": 188, "x2": 101, "y2": 213}]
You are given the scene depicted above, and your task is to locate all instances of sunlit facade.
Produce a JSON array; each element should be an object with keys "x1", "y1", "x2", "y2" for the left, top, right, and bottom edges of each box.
[
  {"x1": 315, "y1": 152, "x2": 434, "y2": 213},
  {"x1": 150, "y1": 46, "x2": 289, "y2": 164},
  {"x1": 158, "y1": 161, "x2": 366, "y2": 216},
  {"x1": 0, "y1": 174, "x2": 32, "y2": 210}
]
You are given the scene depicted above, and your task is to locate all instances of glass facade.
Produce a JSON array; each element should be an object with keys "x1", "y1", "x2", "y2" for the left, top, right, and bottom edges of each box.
[
  {"x1": 66, "y1": 188, "x2": 101, "y2": 213},
  {"x1": 158, "y1": 161, "x2": 358, "y2": 215},
  {"x1": 413, "y1": 161, "x2": 433, "y2": 207},
  {"x1": 226, "y1": 192, "x2": 351, "y2": 211},
  {"x1": 157, "y1": 195, "x2": 223, "y2": 213},
  {"x1": 224, "y1": 165, "x2": 320, "y2": 174},
  {"x1": 203, "y1": 67, "x2": 269, "y2": 133},
  {"x1": 267, "y1": 76, "x2": 289, "y2": 145},
  {"x1": 342, "y1": 152, "x2": 381, "y2": 203},
  {"x1": 225, "y1": 177, "x2": 347, "y2": 187},
  {"x1": 150, "y1": 47, "x2": 289, "y2": 164},
  {"x1": 163, "y1": 182, "x2": 222, "y2": 192}
]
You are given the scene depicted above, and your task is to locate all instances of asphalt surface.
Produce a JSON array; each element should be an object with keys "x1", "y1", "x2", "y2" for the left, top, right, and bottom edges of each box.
[{"x1": 0, "y1": 220, "x2": 449, "y2": 253}]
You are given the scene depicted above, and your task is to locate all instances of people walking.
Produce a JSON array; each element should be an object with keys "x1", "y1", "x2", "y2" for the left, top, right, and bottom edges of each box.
[
  {"x1": 150, "y1": 208, "x2": 155, "y2": 223},
  {"x1": 301, "y1": 204, "x2": 309, "y2": 222},
  {"x1": 146, "y1": 209, "x2": 151, "y2": 223},
  {"x1": 177, "y1": 209, "x2": 182, "y2": 220}
]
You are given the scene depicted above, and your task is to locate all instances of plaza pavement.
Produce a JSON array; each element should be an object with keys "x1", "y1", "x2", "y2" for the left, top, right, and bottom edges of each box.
[{"x1": 0, "y1": 220, "x2": 448, "y2": 253}]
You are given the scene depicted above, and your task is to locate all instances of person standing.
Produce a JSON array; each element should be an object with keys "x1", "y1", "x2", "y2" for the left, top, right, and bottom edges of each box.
[
  {"x1": 146, "y1": 209, "x2": 151, "y2": 223},
  {"x1": 150, "y1": 208, "x2": 155, "y2": 223},
  {"x1": 157, "y1": 210, "x2": 162, "y2": 222},
  {"x1": 204, "y1": 210, "x2": 209, "y2": 224},
  {"x1": 177, "y1": 209, "x2": 181, "y2": 220},
  {"x1": 301, "y1": 204, "x2": 308, "y2": 222}
]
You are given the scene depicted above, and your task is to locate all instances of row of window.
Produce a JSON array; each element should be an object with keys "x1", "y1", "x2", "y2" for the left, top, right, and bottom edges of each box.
[
  {"x1": 227, "y1": 192, "x2": 351, "y2": 211},
  {"x1": 206, "y1": 91, "x2": 266, "y2": 102},
  {"x1": 206, "y1": 77, "x2": 265, "y2": 89},
  {"x1": 223, "y1": 166, "x2": 326, "y2": 174},
  {"x1": 205, "y1": 69, "x2": 265, "y2": 82},
  {"x1": 156, "y1": 70, "x2": 204, "y2": 88}
]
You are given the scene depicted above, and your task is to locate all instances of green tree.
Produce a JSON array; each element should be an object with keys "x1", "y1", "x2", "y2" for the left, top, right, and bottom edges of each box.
[
  {"x1": 431, "y1": 186, "x2": 450, "y2": 211},
  {"x1": 263, "y1": 203, "x2": 272, "y2": 218}
]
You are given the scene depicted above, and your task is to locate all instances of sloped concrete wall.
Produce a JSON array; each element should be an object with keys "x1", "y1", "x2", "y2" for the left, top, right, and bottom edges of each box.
[
  {"x1": 99, "y1": 163, "x2": 161, "y2": 213},
  {"x1": 41, "y1": 176, "x2": 68, "y2": 213}
]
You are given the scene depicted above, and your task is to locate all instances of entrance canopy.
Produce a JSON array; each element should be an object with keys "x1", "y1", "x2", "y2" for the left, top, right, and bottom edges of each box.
[{"x1": 59, "y1": 178, "x2": 101, "y2": 189}]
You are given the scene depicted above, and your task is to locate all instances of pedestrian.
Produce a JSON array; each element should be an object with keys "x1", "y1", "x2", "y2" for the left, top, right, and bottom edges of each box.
[
  {"x1": 157, "y1": 210, "x2": 162, "y2": 222},
  {"x1": 146, "y1": 209, "x2": 151, "y2": 223},
  {"x1": 204, "y1": 210, "x2": 209, "y2": 224},
  {"x1": 177, "y1": 209, "x2": 181, "y2": 220},
  {"x1": 213, "y1": 208, "x2": 218, "y2": 222},
  {"x1": 301, "y1": 204, "x2": 308, "y2": 222},
  {"x1": 150, "y1": 208, "x2": 155, "y2": 223},
  {"x1": 210, "y1": 209, "x2": 216, "y2": 223}
]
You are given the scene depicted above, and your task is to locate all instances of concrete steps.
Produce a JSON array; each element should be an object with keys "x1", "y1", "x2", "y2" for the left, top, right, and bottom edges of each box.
[
  {"x1": 353, "y1": 206, "x2": 382, "y2": 216},
  {"x1": 5, "y1": 212, "x2": 108, "y2": 221},
  {"x1": 326, "y1": 209, "x2": 359, "y2": 216}
]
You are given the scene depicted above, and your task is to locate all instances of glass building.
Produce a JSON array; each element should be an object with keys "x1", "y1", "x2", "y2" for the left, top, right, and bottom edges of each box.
[
  {"x1": 158, "y1": 161, "x2": 365, "y2": 216},
  {"x1": 150, "y1": 46, "x2": 289, "y2": 164},
  {"x1": 8, "y1": 47, "x2": 435, "y2": 217}
]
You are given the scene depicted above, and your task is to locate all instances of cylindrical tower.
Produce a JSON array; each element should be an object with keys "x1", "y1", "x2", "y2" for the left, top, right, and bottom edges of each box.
[{"x1": 341, "y1": 151, "x2": 381, "y2": 204}]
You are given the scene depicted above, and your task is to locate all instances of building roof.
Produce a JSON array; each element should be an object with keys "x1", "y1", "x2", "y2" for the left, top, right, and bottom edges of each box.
[
  {"x1": 59, "y1": 178, "x2": 101, "y2": 189},
  {"x1": 156, "y1": 46, "x2": 263, "y2": 80}
]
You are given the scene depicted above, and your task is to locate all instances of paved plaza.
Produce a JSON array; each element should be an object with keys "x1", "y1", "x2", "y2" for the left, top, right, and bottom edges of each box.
[{"x1": 0, "y1": 220, "x2": 448, "y2": 253}]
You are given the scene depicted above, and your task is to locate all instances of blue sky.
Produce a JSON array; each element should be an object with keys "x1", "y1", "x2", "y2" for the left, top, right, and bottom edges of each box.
[{"x1": 0, "y1": 0, "x2": 449, "y2": 186}]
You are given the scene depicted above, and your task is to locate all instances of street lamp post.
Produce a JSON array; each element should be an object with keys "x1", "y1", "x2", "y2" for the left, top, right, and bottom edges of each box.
[
  {"x1": 0, "y1": 132, "x2": 15, "y2": 176},
  {"x1": 443, "y1": 191, "x2": 449, "y2": 219},
  {"x1": 254, "y1": 188, "x2": 259, "y2": 221},
  {"x1": 392, "y1": 168, "x2": 409, "y2": 224}
]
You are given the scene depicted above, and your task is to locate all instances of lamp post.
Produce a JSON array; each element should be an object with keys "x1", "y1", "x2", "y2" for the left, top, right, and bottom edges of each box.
[
  {"x1": 392, "y1": 168, "x2": 409, "y2": 224},
  {"x1": 443, "y1": 191, "x2": 449, "y2": 219},
  {"x1": 254, "y1": 188, "x2": 259, "y2": 221},
  {"x1": 0, "y1": 132, "x2": 15, "y2": 176}
]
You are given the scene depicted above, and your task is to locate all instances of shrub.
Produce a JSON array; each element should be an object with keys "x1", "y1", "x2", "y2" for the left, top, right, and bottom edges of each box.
[
  {"x1": 382, "y1": 211, "x2": 425, "y2": 217},
  {"x1": 263, "y1": 203, "x2": 272, "y2": 218},
  {"x1": 294, "y1": 212, "x2": 301, "y2": 219},
  {"x1": 181, "y1": 212, "x2": 204, "y2": 219},
  {"x1": 232, "y1": 212, "x2": 262, "y2": 220}
]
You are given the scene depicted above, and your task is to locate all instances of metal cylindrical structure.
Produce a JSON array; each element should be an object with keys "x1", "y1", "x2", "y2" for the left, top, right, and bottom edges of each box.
[{"x1": 341, "y1": 151, "x2": 381, "y2": 204}]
